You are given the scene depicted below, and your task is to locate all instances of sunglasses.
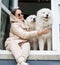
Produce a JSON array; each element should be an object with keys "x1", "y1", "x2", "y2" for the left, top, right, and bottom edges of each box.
[{"x1": 17, "y1": 13, "x2": 24, "y2": 16}]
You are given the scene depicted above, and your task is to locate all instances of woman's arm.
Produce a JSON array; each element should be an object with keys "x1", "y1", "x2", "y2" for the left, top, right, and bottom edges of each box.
[{"x1": 11, "y1": 23, "x2": 49, "y2": 40}]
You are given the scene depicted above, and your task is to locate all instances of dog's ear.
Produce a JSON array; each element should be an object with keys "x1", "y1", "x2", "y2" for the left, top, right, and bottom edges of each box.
[{"x1": 37, "y1": 9, "x2": 42, "y2": 17}]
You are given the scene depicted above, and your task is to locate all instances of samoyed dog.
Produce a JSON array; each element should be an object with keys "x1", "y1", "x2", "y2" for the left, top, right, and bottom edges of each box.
[
  {"x1": 26, "y1": 15, "x2": 38, "y2": 50},
  {"x1": 36, "y1": 8, "x2": 52, "y2": 50},
  {"x1": 26, "y1": 15, "x2": 36, "y2": 31}
]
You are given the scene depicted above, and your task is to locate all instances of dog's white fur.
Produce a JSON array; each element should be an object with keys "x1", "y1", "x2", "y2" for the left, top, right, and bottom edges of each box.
[
  {"x1": 26, "y1": 15, "x2": 36, "y2": 31},
  {"x1": 36, "y1": 8, "x2": 52, "y2": 50},
  {"x1": 26, "y1": 15, "x2": 38, "y2": 50}
]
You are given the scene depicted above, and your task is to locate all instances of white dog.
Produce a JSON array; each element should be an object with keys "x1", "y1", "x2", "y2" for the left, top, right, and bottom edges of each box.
[
  {"x1": 26, "y1": 15, "x2": 38, "y2": 50},
  {"x1": 36, "y1": 8, "x2": 52, "y2": 50},
  {"x1": 26, "y1": 15, "x2": 36, "y2": 31}
]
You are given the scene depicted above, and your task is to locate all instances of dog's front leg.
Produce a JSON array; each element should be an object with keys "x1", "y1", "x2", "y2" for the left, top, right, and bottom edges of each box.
[
  {"x1": 39, "y1": 38, "x2": 45, "y2": 50},
  {"x1": 47, "y1": 38, "x2": 52, "y2": 50},
  {"x1": 32, "y1": 38, "x2": 38, "y2": 50}
]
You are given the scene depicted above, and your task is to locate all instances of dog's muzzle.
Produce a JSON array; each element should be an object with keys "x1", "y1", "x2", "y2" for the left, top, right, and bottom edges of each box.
[{"x1": 45, "y1": 14, "x2": 49, "y2": 19}]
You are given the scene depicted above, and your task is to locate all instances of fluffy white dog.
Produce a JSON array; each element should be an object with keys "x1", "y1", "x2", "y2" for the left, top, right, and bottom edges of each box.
[
  {"x1": 36, "y1": 8, "x2": 52, "y2": 50},
  {"x1": 26, "y1": 15, "x2": 36, "y2": 31},
  {"x1": 26, "y1": 15, "x2": 38, "y2": 50}
]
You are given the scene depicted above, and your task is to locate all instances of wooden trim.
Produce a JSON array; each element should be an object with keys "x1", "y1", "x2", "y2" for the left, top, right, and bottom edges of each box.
[
  {"x1": 51, "y1": 0, "x2": 60, "y2": 51},
  {"x1": 0, "y1": 50, "x2": 60, "y2": 60}
]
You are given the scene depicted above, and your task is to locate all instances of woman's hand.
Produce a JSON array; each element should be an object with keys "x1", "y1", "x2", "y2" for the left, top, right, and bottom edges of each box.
[{"x1": 37, "y1": 28, "x2": 49, "y2": 36}]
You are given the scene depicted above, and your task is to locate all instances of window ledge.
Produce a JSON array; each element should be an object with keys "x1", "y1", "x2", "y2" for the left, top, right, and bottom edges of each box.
[{"x1": 0, "y1": 50, "x2": 60, "y2": 60}]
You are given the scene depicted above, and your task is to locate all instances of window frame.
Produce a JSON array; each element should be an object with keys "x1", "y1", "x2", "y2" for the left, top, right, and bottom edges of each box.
[
  {"x1": 18, "y1": 0, "x2": 50, "y2": 3},
  {"x1": 51, "y1": 0, "x2": 60, "y2": 51},
  {"x1": 0, "y1": 0, "x2": 60, "y2": 60}
]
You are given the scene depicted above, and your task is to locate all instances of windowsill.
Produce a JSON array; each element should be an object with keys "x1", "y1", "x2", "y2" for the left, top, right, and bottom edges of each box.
[{"x1": 0, "y1": 50, "x2": 60, "y2": 60}]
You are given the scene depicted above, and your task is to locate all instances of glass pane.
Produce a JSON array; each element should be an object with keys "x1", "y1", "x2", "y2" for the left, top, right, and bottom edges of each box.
[
  {"x1": 0, "y1": 0, "x2": 9, "y2": 49},
  {"x1": 0, "y1": 0, "x2": 1, "y2": 49},
  {"x1": 0, "y1": 10, "x2": 7, "y2": 49},
  {"x1": 2, "y1": 0, "x2": 9, "y2": 8}
]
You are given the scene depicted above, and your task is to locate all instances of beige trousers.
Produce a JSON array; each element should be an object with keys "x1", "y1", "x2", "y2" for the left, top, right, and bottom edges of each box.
[{"x1": 5, "y1": 41, "x2": 30, "y2": 64}]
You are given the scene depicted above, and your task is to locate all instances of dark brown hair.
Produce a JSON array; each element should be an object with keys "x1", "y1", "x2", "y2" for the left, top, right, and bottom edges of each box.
[{"x1": 11, "y1": 8, "x2": 23, "y2": 16}]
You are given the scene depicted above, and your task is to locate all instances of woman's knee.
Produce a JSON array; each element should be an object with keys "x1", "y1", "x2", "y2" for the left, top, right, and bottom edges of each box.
[{"x1": 22, "y1": 42, "x2": 30, "y2": 49}]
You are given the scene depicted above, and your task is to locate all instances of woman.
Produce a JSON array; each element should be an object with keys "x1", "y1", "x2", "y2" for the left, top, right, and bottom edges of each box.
[{"x1": 5, "y1": 8, "x2": 49, "y2": 65}]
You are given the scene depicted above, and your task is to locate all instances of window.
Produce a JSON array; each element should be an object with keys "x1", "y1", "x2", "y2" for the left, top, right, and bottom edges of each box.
[
  {"x1": 2, "y1": 0, "x2": 9, "y2": 8},
  {"x1": 0, "y1": 0, "x2": 10, "y2": 49},
  {"x1": 0, "y1": 0, "x2": 2, "y2": 49},
  {"x1": 18, "y1": 0, "x2": 60, "y2": 51},
  {"x1": 18, "y1": 0, "x2": 53, "y2": 50},
  {"x1": 0, "y1": 0, "x2": 60, "y2": 60}
]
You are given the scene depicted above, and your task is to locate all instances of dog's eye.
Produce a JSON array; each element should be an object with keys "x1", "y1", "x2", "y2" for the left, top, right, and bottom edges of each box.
[
  {"x1": 43, "y1": 12, "x2": 45, "y2": 14},
  {"x1": 31, "y1": 17, "x2": 32, "y2": 19}
]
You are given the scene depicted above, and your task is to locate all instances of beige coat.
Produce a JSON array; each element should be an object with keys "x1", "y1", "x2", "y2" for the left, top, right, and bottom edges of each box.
[{"x1": 5, "y1": 15, "x2": 38, "y2": 49}]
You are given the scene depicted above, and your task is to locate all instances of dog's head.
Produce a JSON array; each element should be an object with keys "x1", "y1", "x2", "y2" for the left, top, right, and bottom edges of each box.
[
  {"x1": 26, "y1": 15, "x2": 36, "y2": 30},
  {"x1": 37, "y1": 8, "x2": 52, "y2": 21},
  {"x1": 26, "y1": 15, "x2": 36, "y2": 23}
]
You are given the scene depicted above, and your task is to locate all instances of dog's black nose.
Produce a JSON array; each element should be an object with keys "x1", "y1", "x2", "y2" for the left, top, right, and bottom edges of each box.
[
  {"x1": 46, "y1": 14, "x2": 48, "y2": 19},
  {"x1": 46, "y1": 14, "x2": 48, "y2": 17},
  {"x1": 33, "y1": 18, "x2": 36, "y2": 22}
]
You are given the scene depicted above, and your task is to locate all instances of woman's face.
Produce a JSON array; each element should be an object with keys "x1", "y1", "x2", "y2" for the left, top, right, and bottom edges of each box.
[{"x1": 15, "y1": 9, "x2": 24, "y2": 21}]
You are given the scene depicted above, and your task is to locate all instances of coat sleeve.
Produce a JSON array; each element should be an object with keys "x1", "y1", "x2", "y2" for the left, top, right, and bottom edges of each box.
[{"x1": 11, "y1": 23, "x2": 38, "y2": 40}]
